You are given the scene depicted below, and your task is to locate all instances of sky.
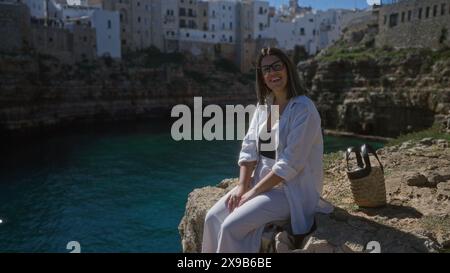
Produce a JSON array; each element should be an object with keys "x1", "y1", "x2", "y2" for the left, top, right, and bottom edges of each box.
[{"x1": 268, "y1": 0, "x2": 371, "y2": 11}]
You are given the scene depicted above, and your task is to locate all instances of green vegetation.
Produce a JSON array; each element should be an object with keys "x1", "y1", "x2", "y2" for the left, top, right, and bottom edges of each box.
[
  {"x1": 386, "y1": 124, "x2": 450, "y2": 146},
  {"x1": 439, "y1": 27, "x2": 448, "y2": 45},
  {"x1": 124, "y1": 46, "x2": 185, "y2": 68},
  {"x1": 316, "y1": 42, "x2": 450, "y2": 64},
  {"x1": 292, "y1": 45, "x2": 308, "y2": 65},
  {"x1": 213, "y1": 58, "x2": 240, "y2": 73},
  {"x1": 185, "y1": 70, "x2": 209, "y2": 83}
]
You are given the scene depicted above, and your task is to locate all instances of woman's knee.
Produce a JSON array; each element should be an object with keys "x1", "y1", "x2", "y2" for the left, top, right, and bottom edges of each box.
[
  {"x1": 220, "y1": 215, "x2": 245, "y2": 236},
  {"x1": 204, "y1": 208, "x2": 217, "y2": 225}
]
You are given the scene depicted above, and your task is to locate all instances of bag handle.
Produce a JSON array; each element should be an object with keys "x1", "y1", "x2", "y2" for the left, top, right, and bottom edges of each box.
[
  {"x1": 360, "y1": 144, "x2": 384, "y2": 174},
  {"x1": 345, "y1": 146, "x2": 364, "y2": 172}
]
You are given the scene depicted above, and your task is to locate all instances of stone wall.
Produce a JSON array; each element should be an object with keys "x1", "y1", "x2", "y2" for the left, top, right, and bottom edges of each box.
[
  {"x1": 0, "y1": 2, "x2": 31, "y2": 52},
  {"x1": 377, "y1": 0, "x2": 450, "y2": 48},
  {"x1": 30, "y1": 23, "x2": 74, "y2": 63}
]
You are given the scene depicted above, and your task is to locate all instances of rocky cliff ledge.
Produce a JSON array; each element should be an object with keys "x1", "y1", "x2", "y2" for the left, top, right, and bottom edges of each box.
[
  {"x1": 179, "y1": 138, "x2": 450, "y2": 253},
  {"x1": 299, "y1": 47, "x2": 450, "y2": 138}
]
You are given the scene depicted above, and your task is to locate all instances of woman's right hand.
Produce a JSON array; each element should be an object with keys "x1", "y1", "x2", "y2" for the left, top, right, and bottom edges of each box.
[{"x1": 226, "y1": 184, "x2": 248, "y2": 213}]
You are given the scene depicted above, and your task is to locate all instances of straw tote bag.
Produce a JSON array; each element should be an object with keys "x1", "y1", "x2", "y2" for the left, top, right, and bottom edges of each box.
[{"x1": 345, "y1": 144, "x2": 386, "y2": 208}]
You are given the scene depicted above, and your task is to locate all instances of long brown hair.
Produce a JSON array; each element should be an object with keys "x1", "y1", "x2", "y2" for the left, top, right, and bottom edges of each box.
[{"x1": 255, "y1": 47, "x2": 307, "y2": 105}]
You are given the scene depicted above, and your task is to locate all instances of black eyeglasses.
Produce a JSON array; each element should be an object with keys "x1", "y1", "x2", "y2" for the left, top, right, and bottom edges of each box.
[{"x1": 259, "y1": 60, "x2": 284, "y2": 75}]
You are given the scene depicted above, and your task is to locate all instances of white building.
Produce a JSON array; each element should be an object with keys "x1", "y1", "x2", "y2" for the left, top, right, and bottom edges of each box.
[
  {"x1": 22, "y1": 0, "x2": 62, "y2": 20},
  {"x1": 59, "y1": 5, "x2": 121, "y2": 58},
  {"x1": 161, "y1": 0, "x2": 179, "y2": 41},
  {"x1": 91, "y1": 9, "x2": 121, "y2": 58},
  {"x1": 267, "y1": 11, "x2": 319, "y2": 54},
  {"x1": 252, "y1": 0, "x2": 270, "y2": 39},
  {"x1": 207, "y1": 0, "x2": 238, "y2": 44},
  {"x1": 266, "y1": 7, "x2": 365, "y2": 55}
]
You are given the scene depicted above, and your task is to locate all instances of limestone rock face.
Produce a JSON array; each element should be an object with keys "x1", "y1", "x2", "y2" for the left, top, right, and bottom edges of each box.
[
  {"x1": 0, "y1": 55, "x2": 255, "y2": 132},
  {"x1": 299, "y1": 51, "x2": 450, "y2": 137},
  {"x1": 179, "y1": 139, "x2": 450, "y2": 253},
  {"x1": 178, "y1": 179, "x2": 236, "y2": 253}
]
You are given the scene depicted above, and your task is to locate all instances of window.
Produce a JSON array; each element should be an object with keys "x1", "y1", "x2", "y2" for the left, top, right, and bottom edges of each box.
[
  {"x1": 248, "y1": 34, "x2": 251, "y2": 39},
  {"x1": 203, "y1": 22, "x2": 207, "y2": 31},
  {"x1": 408, "y1": 10, "x2": 412, "y2": 21},
  {"x1": 223, "y1": 5, "x2": 225, "y2": 10},
  {"x1": 229, "y1": 22, "x2": 232, "y2": 30},
  {"x1": 389, "y1": 13, "x2": 398, "y2": 27},
  {"x1": 229, "y1": 36, "x2": 232, "y2": 43},
  {"x1": 179, "y1": 8, "x2": 186, "y2": 16},
  {"x1": 212, "y1": 24, "x2": 215, "y2": 31},
  {"x1": 203, "y1": 34, "x2": 207, "y2": 39},
  {"x1": 212, "y1": 10, "x2": 215, "y2": 17},
  {"x1": 383, "y1": 15, "x2": 387, "y2": 24},
  {"x1": 300, "y1": 27, "x2": 305, "y2": 35},
  {"x1": 137, "y1": 16, "x2": 141, "y2": 23},
  {"x1": 108, "y1": 20, "x2": 111, "y2": 29},
  {"x1": 433, "y1": 5, "x2": 438, "y2": 17},
  {"x1": 442, "y1": 4, "x2": 446, "y2": 16},
  {"x1": 180, "y1": 19, "x2": 186, "y2": 28},
  {"x1": 186, "y1": 33, "x2": 190, "y2": 37},
  {"x1": 212, "y1": 34, "x2": 215, "y2": 39},
  {"x1": 418, "y1": 8, "x2": 422, "y2": 19},
  {"x1": 313, "y1": 29, "x2": 316, "y2": 35},
  {"x1": 259, "y1": 7, "x2": 263, "y2": 14},
  {"x1": 137, "y1": 1, "x2": 140, "y2": 6},
  {"x1": 309, "y1": 18, "x2": 313, "y2": 22},
  {"x1": 426, "y1": 6, "x2": 430, "y2": 18},
  {"x1": 401, "y1": 12, "x2": 405, "y2": 22},
  {"x1": 259, "y1": 23, "x2": 264, "y2": 31},
  {"x1": 188, "y1": 8, "x2": 193, "y2": 17},
  {"x1": 222, "y1": 23, "x2": 225, "y2": 30},
  {"x1": 203, "y1": 10, "x2": 206, "y2": 16}
]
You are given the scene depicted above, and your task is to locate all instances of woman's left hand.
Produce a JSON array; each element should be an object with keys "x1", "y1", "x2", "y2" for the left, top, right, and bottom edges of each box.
[{"x1": 237, "y1": 188, "x2": 258, "y2": 207}]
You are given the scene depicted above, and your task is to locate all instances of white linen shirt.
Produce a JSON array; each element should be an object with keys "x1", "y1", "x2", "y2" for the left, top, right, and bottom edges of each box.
[{"x1": 238, "y1": 94, "x2": 332, "y2": 235}]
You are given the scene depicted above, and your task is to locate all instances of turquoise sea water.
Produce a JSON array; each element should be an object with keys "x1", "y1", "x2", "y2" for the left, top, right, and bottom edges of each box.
[{"x1": 0, "y1": 120, "x2": 383, "y2": 252}]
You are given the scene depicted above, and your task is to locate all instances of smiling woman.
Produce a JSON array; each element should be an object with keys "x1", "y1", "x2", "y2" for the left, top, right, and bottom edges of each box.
[{"x1": 201, "y1": 47, "x2": 333, "y2": 253}]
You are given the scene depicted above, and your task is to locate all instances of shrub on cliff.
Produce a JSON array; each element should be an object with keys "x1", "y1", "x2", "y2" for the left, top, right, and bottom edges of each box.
[
  {"x1": 124, "y1": 46, "x2": 185, "y2": 68},
  {"x1": 213, "y1": 58, "x2": 239, "y2": 74}
]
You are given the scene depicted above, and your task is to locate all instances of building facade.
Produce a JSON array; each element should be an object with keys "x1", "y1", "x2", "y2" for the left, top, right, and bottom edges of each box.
[{"x1": 377, "y1": 0, "x2": 450, "y2": 48}]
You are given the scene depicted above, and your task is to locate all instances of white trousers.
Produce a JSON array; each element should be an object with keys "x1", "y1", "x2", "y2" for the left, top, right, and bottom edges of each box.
[{"x1": 201, "y1": 156, "x2": 290, "y2": 253}]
